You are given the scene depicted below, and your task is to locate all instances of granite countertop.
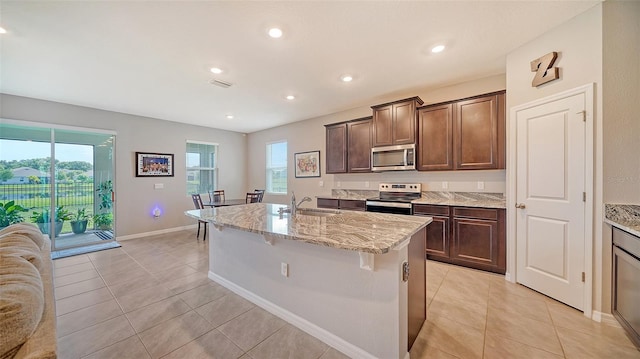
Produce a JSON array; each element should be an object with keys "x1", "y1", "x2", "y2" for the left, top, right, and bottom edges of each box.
[
  {"x1": 318, "y1": 190, "x2": 506, "y2": 209},
  {"x1": 412, "y1": 192, "x2": 506, "y2": 209},
  {"x1": 185, "y1": 203, "x2": 431, "y2": 254},
  {"x1": 316, "y1": 190, "x2": 378, "y2": 201},
  {"x1": 604, "y1": 204, "x2": 640, "y2": 237}
]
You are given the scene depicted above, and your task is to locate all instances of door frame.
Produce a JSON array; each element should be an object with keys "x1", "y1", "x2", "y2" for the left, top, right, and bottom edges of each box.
[
  {"x1": 0, "y1": 118, "x2": 117, "y2": 248},
  {"x1": 507, "y1": 83, "x2": 594, "y2": 318}
]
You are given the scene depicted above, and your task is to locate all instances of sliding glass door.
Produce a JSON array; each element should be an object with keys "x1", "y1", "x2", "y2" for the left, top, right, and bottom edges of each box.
[{"x1": 0, "y1": 121, "x2": 115, "y2": 251}]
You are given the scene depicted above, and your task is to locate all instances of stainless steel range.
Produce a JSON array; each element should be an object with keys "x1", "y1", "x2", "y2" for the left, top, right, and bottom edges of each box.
[{"x1": 365, "y1": 183, "x2": 422, "y2": 215}]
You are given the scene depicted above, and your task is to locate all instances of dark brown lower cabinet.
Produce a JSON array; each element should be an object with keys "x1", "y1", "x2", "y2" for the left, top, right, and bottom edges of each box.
[
  {"x1": 414, "y1": 204, "x2": 506, "y2": 274},
  {"x1": 317, "y1": 198, "x2": 339, "y2": 209},
  {"x1": 317, "y1": 198, "x2": 365, "y2": 211},
  {"x1": 407, "y1": 226, "x2": 426, "y2": 351}
]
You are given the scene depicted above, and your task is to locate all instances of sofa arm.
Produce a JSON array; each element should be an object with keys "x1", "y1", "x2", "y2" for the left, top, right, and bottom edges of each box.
[{"x1": 13, "y1": 237, "x2": 56, "y2": 359}]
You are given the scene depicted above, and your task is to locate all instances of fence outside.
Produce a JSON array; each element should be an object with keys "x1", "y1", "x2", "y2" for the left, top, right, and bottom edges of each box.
[{"x1": 0, "y1": 183, "x2": 95, "y2": 210}]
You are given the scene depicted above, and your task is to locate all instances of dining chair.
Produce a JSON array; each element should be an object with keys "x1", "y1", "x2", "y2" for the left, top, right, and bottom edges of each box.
[
  {"x1": 253, "y1": 189, "x2": 265, "y2": 202},
  {"x1": 191, "y1": 194, "x2": 207, "y2": 240},
  {"x1": 246, "y1": 192, "x2": 261, "y2": 204},
  {"x1": 209, "y1": 189, "x2": 225, "y2": 203}
]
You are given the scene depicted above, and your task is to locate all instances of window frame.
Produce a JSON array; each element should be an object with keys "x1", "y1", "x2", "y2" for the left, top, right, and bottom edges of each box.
[
  {"x1": 186, "y1": 140, "x2": 219, "y2": 196},
  {"x1": 265, "y1": 140, "x2": 288, "y2": 195}
]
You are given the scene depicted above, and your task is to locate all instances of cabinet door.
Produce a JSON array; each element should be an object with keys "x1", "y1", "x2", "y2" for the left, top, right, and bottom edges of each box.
[
  {"x1": 317, "y1": 198, "x2": 339, "y2": 209},
  {"x1": 393, "y1": 101, "x2": 417, "y2": 145},
  {"x1": 325, "y1": 123, "x2": 347, "y2": 173},
  {"x1": 339, "y1": 199, "x2": 365, "y2": 211},
  {"x1": 417, "y1": 104, "x2": 453, "y2": 171},
  {"x1": 347, "y1": 118, "x2": 372, "y2": 173},
  {"x1": 372, "y1": 105, "x2": 393, "y2": 147},
  {"x1": 454, "y1": 94, "x2": 501, "y2": 170},
  {"x1": 426, "y1": 216, "x2": 450, "y2": 259},
  {"x1": 451, "y1": 217, "x2": 499, "y2": 269}
]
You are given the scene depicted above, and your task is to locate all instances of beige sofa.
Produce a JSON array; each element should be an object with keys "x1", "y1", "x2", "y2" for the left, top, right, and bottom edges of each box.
[{"x1": 0, "y1": 223, "x2": 56, "y2": 359}]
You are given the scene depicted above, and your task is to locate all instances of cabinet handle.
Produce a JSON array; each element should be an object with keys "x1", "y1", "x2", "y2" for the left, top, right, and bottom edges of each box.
[{"x1": 515, "y1": 203, "x2": 526, "y2": 209}]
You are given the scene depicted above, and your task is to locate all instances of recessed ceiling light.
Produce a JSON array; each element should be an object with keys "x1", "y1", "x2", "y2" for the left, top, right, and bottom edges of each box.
[
  {"x1": 268, "y1": 28, "x2": 283, "y2": 38},
  {"x1": 286, "y1": 95, "x2": 295, "y2": 100},
  {"x1": 226, "y1": 115, "x2": 234, "y2": 120},
  {"x1": 431, "y1": 45, "x2": 445, "y2": 53},
  {"x1": 210, "y1": 67, "x2": 223, "y2": 74},
  {"x1": 341, "y1": 75, "x2": 353, "y2": 83},
  {"x1": 0, "y1": 27, "x2": 7, "y2": 34}
]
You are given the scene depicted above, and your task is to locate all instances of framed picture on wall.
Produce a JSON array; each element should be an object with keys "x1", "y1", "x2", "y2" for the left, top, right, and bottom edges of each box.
[
  {"x1": 294, "y1": 150, "x2": 321, "y2": 178},
  {"x1": 135, "y1": 152, "x2": 174, "y2": 177}
]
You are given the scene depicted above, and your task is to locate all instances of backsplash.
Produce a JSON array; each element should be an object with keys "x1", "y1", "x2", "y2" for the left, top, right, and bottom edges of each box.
[
  {"x1": 330, "y1": 189, "x2": 378, "y2": 200},
  {"x1": 328, "y1": 189, "x2": 506, "y2": 208}
]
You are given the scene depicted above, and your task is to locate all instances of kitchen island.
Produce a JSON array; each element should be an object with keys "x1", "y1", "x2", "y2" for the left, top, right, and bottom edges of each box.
[{"x1": 186, "y1": 203, "x2": 431, "y2": 359}]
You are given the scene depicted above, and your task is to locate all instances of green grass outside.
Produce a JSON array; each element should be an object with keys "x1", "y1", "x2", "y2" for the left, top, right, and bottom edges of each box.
[{"x1": 1, "y1": 183, "x2": 103, "y2": 235}]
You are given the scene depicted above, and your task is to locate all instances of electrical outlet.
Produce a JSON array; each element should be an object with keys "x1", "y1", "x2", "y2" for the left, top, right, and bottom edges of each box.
[
  {"x1": 477, "y1": 181, "x2": 485, "y2": 190},
  {"x1": 336, "y1": 181, "x2": 341, "y2": 188},
  {"x1": 364, "y1": 181, "x2": 370, "y2": 188},
  {"x1": 154, "y1": 183, "x2": 164, "y2": 189},
  {"x1": 281, "y1": 262, "x2": 288, "y2": 277},
  {"x1": 319, "y1": 180, "x2": 324, "y2": 187},
  {"x1": 442, "y1": 181, "x2": 448, "y2": 189}
]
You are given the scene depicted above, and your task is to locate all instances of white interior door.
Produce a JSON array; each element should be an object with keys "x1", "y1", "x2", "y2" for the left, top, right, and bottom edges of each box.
[{"x1": 515, "y1": 92, "x2": 586, "y2": 310}]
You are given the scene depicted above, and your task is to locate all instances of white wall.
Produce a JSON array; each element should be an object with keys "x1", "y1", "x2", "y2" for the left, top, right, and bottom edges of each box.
[
  {"x1": 506, "y1": 5, "x2": 605, "y2": 312},
  {"x1": 601, "y1": 0, "x2": 640, "y2": 313},
  {"x1": 0, "y1": 94, "x2": 247, "y2": 237},
  {"x1": 603, "y1": 1, "x2": 640, "y2": 203},
  {"x1": 247, "y1": 74, "x2": 507, "y2": 205}
]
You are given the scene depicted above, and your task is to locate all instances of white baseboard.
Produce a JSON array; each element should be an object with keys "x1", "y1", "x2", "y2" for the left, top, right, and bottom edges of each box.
[
  {"x1": 116, "y1": 225, "x2": 195, "y2": 241},
  {"x1": 208, "y1": 271, "x2": 379, "y2": 359},
  {"x1": 504, "y1": 272, "x2": 513, "y2": 282},
  {"x1": 592, "y1": 311, "x2": 621, "y2": 327}
]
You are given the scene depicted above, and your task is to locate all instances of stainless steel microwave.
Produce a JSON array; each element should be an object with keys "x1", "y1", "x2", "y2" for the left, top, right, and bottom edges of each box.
[{"x1": 371, "y1": 144, "x2": 416, "y2": 171}]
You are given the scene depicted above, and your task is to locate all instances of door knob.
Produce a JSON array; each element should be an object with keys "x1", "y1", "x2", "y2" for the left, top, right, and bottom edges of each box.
[{"x1": 515, "y1": 203, "x2": 526, "y2": 209}]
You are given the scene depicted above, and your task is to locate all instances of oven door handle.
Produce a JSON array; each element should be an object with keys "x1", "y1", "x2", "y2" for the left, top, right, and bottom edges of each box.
[{"x1": 366, "y1": 201, "x2": 412, "y2": 209}]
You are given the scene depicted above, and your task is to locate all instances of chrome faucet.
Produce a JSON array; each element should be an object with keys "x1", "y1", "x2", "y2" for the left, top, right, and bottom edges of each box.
[
  {"x1": 291, "y1": 191, "x2": 296, "y2": 215},
  {"x1": 289, "y1": 192, "x2": 312, "y2": 216},
  {"x1": 297, "y1": 196, "x2": 312, "y2": 208}
]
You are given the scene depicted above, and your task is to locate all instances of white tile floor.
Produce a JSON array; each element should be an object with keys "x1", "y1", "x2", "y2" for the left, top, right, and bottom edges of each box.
[{"x1": 53, "y1": 230, "x2": 640, "y2": 358}]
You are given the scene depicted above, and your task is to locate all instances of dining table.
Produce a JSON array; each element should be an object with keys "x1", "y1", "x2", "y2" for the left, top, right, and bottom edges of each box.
[{"x1": 202, "y1": 198, "x2": 248, "y2": 207}]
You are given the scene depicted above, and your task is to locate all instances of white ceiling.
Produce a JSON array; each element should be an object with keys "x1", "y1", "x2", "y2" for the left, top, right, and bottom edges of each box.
[{"x1": 0, "y1": 1, "x2": 599, "y2": 133}]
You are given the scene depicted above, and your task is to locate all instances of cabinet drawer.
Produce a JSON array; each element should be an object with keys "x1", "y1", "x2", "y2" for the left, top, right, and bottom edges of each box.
[
  {"x1": 339, "y1": 199, "x2": 366, "y2": 211},
  {"x1": 413, "y1": 204, "x2": 449, "y2": 216},
  {"x1": 317, "y1": 198, "x2": 339, "y2": 209},
  {"x1": 452, "y1": 207, "x2": 498, "y2": 220}
]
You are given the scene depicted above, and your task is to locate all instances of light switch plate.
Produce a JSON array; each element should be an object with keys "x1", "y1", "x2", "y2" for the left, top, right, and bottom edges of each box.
[
  {"x1": 319, "y1": 181, "x2": 324, "y2": 187},
  {"x1": 364, "y1": 181, "x2": 370, "y2": 188},
  {"x1": 442, "y1": 181, "x2": 448, "y2": 189},
  {"x1": 477, "y1": 181, "x2": 485, "y2": 190},
  {"x1": 336, "y1": 181, "x2": 341, "y2": 188},
  {"x1": 154, "y1": 183, "x2": 164, "y2": 189}
]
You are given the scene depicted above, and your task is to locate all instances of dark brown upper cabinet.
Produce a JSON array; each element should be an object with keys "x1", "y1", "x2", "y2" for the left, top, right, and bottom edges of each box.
[
  {"x1": 417, "y1": 91, "x2": 505, "y2": 171},
  {"x1": 417, "y1": 104, "x2": 454, "y2": 171},
  {"x1": 454, "y1": 92, "x2": 505, "y2": 170},
  {"x1": 371, "y1": 97, "x2": 423, "y2": 147},
  {"x1": 347, "y1": 117, "x2": 372, "y2": 173},
  {"x1": 325, "y1": 122, "x2": 348, "y2": 174},
  {"x1": 325, "y1": 117, "x2": 372, "y2": 174}
]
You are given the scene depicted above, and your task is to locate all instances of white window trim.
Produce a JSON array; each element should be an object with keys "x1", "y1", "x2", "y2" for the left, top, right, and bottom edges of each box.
[
  {"x1": 266, "y1": 140, "x2": 287, "y2": 195},
  {"x1": 186, "y1": 140, "x2": 219, "y2": 195}
]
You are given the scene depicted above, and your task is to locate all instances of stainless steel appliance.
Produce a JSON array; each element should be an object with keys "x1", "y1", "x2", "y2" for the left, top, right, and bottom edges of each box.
[
  {"x1": 366, "y1": 183, "x2": 422, "y2": 215},
  {"x1": 612, "y1": 227, "x2": 640, "y2": 348},
  {"x1": 371, "y1": 144, "x2": 416, "y2": 172}
]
